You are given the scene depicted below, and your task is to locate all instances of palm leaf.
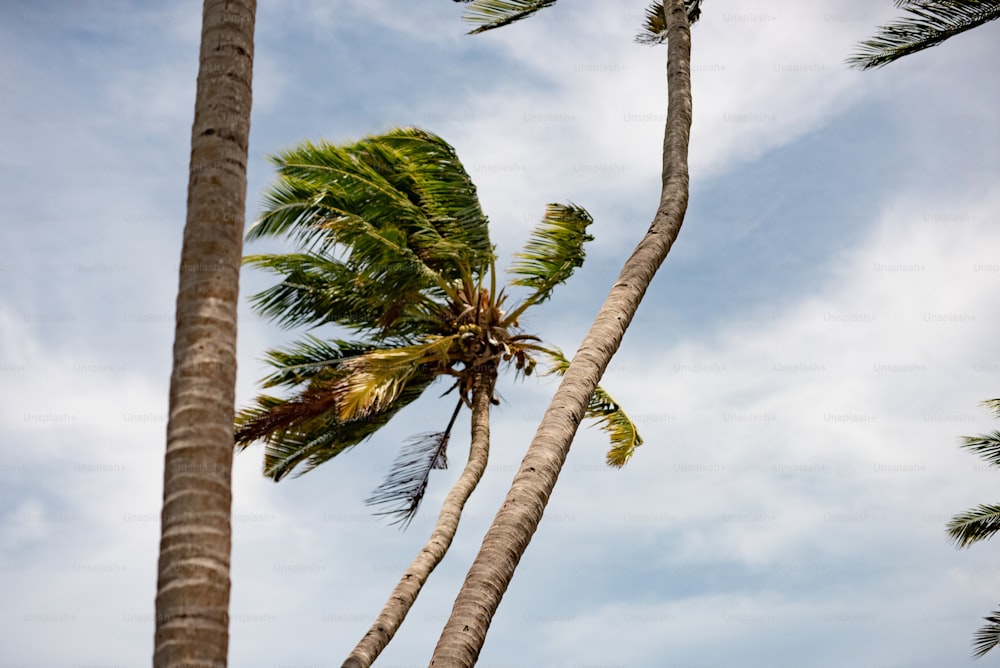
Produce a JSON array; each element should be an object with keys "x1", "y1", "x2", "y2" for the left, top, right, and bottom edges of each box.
[
  {"x1": 236, "y1": 373, "x2": 436, "y2": 480},
  {"x1": 366, "y1": 400, "x2": 464, "y2": 528},
  {"x1": 961, "y1": 431, "x2": 1000, "y2": 468},
  {"x1": 848, "y1": 0, "x2": 1000, "y2": 70},
  {"x1": 250, "y1": 129, "x2": 491, "y2": 282},
  {"x1": 376, "y1": 128, "x2": 495, "y2": 271},
  {"x1": 947, "y1": 503, "x2": 1000, "y2": 548},
  {"x1": 506, "y1": 203, "x2": 593, "y2": 321},
  {"x1": 972, "y1": 610, "x2": 1000, "y2": 658},
  {"x1": 588, "y1": 384, "x2": 645, "y2": 467},
  {"x1": 454, "y1": 0, "x2": 559, "y2": 34},
  {"x1": 257, "y1": 336, "x2": 373, "y2": 389},
  {"x1": 542, "y1": 348, "x2": 644, "y2": 467},
  {"x1": 336, "y1": 337, "x2": 458, "y2": 421},
  {"x1": 243, "y1": 252, "x2": 440, "y2": 338},
  {"x1": 635, "y1": 1, "x2": 703, "y2": 45}
]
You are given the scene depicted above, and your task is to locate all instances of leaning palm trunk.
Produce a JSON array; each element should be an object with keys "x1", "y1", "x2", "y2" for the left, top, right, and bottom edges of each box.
[
  {"x1": 343, "y1": 371, "x2": 497, "y2": 668},
  {"x1": 429, "y1": 2, "x2": 692, "y2": 665},
  {"x1": 153, "y1": 1, "x2": 255, "y2": 666}
]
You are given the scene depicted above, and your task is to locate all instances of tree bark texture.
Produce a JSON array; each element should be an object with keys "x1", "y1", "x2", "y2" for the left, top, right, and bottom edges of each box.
[
  {"x1": 154, "y1": 1, "x2": 255, "y2": 666},
  {"x1": 428, "y1": 2, "x2": 692, "y2": 665},
  {"x1": 343, "y1": 370, "x2": 497, "y2": 668}
]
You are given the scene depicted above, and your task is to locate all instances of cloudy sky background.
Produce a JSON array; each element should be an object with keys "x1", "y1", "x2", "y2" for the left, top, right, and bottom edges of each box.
[{"x1": 2, "y1": 1, "x2": 999, "y2": 666}]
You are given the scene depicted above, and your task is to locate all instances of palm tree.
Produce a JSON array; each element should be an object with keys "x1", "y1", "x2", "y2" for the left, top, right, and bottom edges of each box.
[
  {"x1": 233, "y1": 127, "x2": 642, "y2": 668},
  {"x1": 430, "y1": 2, "x2": 698, "y2": 664},
  {"x1": 153, "y1": 1, "x2": 255, "y2": 667},
  {"x1": 848, "y1": 0, "x2": 1000, "y2": 70},
  {"x1": 947, "y1": 398, "x2": 1000, "y2": 658}
]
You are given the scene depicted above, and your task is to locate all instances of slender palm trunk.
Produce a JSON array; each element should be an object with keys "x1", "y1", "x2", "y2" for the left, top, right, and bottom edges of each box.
[
  {"x1": 153, "y1": 2, "x2": 255, "y2": 666},
  {"x1": 428, "y1": 2, "x2": 692, "y2": 665},
  {"x1": 344, "y1": 370, "x2": 497, "y2": 668}
]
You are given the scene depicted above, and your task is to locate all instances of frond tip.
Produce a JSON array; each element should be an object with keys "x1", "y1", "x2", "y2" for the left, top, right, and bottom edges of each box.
[
  {"x1": 508, "y1": 203, "x2": 593, "y2": 316},
  {"x1": 364, "y1": 397, "x2": 464, "y2": 528},
  {"x1": 456, "y1": 0, "x2": 559, "y2": 34},
  {"x1": 365, "y1": 431, "x2": 451, "y2": 529},
  {"x1": 588, "y1": 384, "x2": 644, "y2": 467},
  {"x1": 972, "y1": 610, "x2": 1000, "y2": 658},
  {"x1": 946, "y1": 503, "x2": 1000, "y2": 548},
  {"x1": 847, "y1": 0, "x2": 1000, "y2": 70}
]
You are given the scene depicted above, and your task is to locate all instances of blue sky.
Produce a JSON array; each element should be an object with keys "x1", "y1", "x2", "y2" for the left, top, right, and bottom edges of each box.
[{"x1": 2, "y1": 1, "x2": 1000, "y2": 666}]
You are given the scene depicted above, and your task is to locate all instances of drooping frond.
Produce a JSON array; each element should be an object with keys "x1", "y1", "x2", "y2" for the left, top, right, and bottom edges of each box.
[
  {"x1": 947, "y1": 503, "x2": 1000, "y2": 548},
  {"x1": 972, "y1": 610, "x2": 1000, "y2": 658},
  {"x1": 961, "y1": 431, "x2": 1000, "y2": 468},
  {"x1": 247, "y1": 129, "x2": 494, "y2": 309},
  {"x1": 542, "y1": 348, "x2": 644, "y2": 467},
  {"x1": 366, "y1": 400, "x2": 463, "y2": 528},
  {"x1": 236, "y1": 372, "x2": 436, "y2": 481},
  {"x1": 506, "y1": 203, "x2": 593, "y2": 321},
  {"x1": 587, "y1": 384, "x2": 645, "y2": 467},
  {"x1": 635, "y1": 1, "x2": 703, "y2": 45},
  {"x1": 454, "y1": 0, "x2": 559, "y2": 34},
  {"x1": 848, "y1": 0, "x2": 1000, "y2": 70},
  {"x1": 956, "y1": 399, "x2": 1000, "y2": 466},
  {"x1": 257, "y1": 336, "x2": 372, "y2": 389},
  {"x1": 335, "y1": 337, "x2": 458, "y2": 421}
]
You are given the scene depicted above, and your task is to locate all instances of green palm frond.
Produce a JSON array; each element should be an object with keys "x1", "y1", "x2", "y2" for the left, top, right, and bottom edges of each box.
[
  {"x1": 957, "y1": 399, "x2": 1000, "y2": 466},
  {"x1": 506, "y1": 203, "x2": 593, "y2": 322},
  {"x1": 248, "y1": 129, "x2": 493, "y2": 290},
  {"x1": 243, "y1": 252, "x2": 439, "y2": 338},
  {"x1": 972, "y1": 610, "x2": 1000, "y2": 658},
  {"x1": 542, "y1": 348, "x2": 644, "y2": 467},
  {"x1": 377, "y1": 128, "x2": 495, "y2": 270},
  {"x1": 961, "y1": 431, "x2": 1000, "y2": 468},
  {"x1": 848, "y1": 0, "x2": 1000, "y2": 70},
  {"x1": 257, "y1": 335, "x2": 373, "y2": 388},
  {"x1": 454, "y1": 0, "x2": 559, "y2": 34},
  {"x1": 588, "y1": 383, "x2": 645, "y2": 467},
  {"x1": 947, "y1": 503, "x2": 1000, "y2": 548},
  {"x1": 635, "y1": 1, "x2": 703, "y2": 45}
]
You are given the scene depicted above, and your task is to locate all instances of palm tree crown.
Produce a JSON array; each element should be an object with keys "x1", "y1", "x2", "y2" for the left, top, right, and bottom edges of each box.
[
  {"x1": 849, "y1": 0, "x2": 1000, "y2": 70},
  {"x1": 236, "y1": 127, "x2": 641, "y2": 525}
]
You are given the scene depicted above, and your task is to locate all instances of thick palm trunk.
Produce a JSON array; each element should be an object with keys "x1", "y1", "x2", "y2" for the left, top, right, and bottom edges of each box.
[
  {"x1": 153, "y1": 1, "x2": 255, "y2": 666},
  {"x1": 344, "y1": 370, "x2": 497, "y2": 668},
  {"x1": 428, "y1": 2, "x2": 692, "y2": 665}
]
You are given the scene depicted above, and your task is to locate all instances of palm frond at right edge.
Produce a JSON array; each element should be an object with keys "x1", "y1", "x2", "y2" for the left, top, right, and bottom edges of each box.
[
  {"x1": 946, "y1": 398, "x2": 1000, "y2": 657},
  {"x1": 541, "y1": 348, "x2": 644, "y2": 466},
  {"x1": 972, "y1": 610, "x2": 1000, "y2": 658},
  {"x1": 947, "y1": 399, "x2": 1000, "y2": 546},
  {"x1": 847, "y1": 0, "x2": 1000, "y2": 70},
  {"x1": 947, "y1": 504, "x2": 1000, "y2": 548}
]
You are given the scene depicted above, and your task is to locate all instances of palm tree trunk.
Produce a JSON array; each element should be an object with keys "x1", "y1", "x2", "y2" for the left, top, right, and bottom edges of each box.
[
  {"x1": 344, "y1": 370, "x2": 497, "y2": 668},
  {"x1": 428, "y1": 2, "x2": 693, "y2": 665},
  {"x1": 153, "y1": 2, "x2": 255, "y2": 666}
]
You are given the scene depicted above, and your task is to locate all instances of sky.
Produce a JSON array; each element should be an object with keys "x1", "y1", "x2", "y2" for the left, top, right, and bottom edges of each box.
[{"x1": 1, "y1": 1, "x2": 999, "y2": 666}]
